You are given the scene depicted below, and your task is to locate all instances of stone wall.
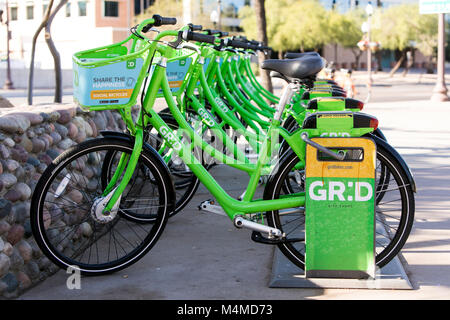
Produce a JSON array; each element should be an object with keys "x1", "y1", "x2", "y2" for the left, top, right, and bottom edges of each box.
[{"x1": 0, "y1": 103, "x2": 130, "y2": 298}]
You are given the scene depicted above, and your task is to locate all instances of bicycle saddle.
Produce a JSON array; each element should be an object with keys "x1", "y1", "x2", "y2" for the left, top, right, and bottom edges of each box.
[
  {"x1": 262, "y1": 55, "x2": 325, "y2": 80},
  {"x1": 284, "y1": 51, "x2": 320, "y2": 59}
]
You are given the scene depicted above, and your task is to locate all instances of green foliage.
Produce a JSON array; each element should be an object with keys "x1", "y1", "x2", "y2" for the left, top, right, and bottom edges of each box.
[
  {"x1": 239, "y1": 0, "x2": 361, "y2": 52},
  {"x1": 276, "y1": 0, "x2": 330, "y2": 51},
  {"x1": 239, "y1": 1, "x2": 438, "y2": 59},
  {"x1": 371, "y1": 3, "x2": 437, "y2": 55},
  {"x1": 415, "y1": 11, "x2": 438, "y2": 58},
  {"x1": 238, "y1": 5, "x2": 258, "y2": 39},
  {"x1": 339, "y1": 9, "x2": 365, "y2": 49}
]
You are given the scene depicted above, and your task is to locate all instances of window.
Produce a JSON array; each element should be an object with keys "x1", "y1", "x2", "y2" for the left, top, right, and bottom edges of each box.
[
  {"x1": 78, "y1": 1, "x2": 87, "y2": 16},
  {"x1": 10, "y1": 7, "x2": 18, "y2": 21},
  {"x1": 26, "y1": 5, "x2": 34, "y2": 20},
  {"x1": 104, "y1": 1, "x2": 119, "y2": 17},
  {"x1": 65, "y1": 3, "x2": 71, "y2": 17}
]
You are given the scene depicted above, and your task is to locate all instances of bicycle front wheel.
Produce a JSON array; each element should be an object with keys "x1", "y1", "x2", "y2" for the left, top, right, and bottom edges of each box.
[{"x1": 30, "y1": 137, "x2": 174, "y2": 275}]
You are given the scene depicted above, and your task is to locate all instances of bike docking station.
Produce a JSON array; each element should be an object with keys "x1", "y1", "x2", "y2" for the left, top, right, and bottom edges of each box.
[{"x1": 270, "y1": 137, "x2": 412, "y2": 290}]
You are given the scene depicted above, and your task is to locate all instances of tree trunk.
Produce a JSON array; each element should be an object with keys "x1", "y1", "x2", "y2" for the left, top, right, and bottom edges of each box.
[
  {"x1": 426, "y1": 55, "x2": 435, "y2": 74},
  {"x1": 402, "y1": 49, "x2": 414, "y2": 77},
  {"x1": 278, "y1": 50, "x2": 283, "y2": 59},
  {"x1": 351, "y1": 48, "x2": 362, "y2": 70},
  {"x1": 254, "y1": 0, "x2": 273, "y2": 93},
  {"x1": 45, "y1": 0, "x2": 68, "y2": 103},
  {"x1": 375, "y1": 50, "x2": 383, "y2": 72},
  {"x1": 389, "y1": 49, "x2": 406, "y2": 77},
  {"x1": 28, "y1": 0, "x2": 55, "y2": 105},
  {"x1": 334, "y1": 43, "x2": 338, "y2": 64}
]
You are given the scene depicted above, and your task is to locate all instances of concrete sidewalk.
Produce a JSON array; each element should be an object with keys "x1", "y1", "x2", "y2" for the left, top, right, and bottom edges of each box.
[{"x1": 17, "y1": 99, "x2": 450, "y2": 300}]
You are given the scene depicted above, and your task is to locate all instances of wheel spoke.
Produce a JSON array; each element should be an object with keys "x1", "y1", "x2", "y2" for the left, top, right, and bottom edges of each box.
[{"x1": 32, "y1": 139, "x2": 169, "y2": 274}]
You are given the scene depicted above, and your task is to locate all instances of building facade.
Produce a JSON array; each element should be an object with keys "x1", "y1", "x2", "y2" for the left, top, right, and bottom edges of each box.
[{"x1": 0, "y1": 0, "x2": 134, "y2": 71}]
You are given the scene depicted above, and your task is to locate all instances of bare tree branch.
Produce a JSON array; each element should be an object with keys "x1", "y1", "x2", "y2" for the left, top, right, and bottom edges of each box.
[
  {"x1": 254, "y1": 0, "x2": 273, "y2": 94},
  {"x1": 28, "y1": 0, "x2": 55, "y2": 105},
  {"x1": 45, "y1": 0, "x2": 69, "y2": 103}
]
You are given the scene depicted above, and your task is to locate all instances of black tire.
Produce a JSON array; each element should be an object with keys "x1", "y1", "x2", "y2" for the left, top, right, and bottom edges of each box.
[
  {"x1": 370, "y1": 130, "x2": 390, "y2": 205},
  {"x1": 30, "y1": 137, "x2": 174, "y2": 275},
  {"x1": 264, "y1": 142, "x2": 415, "y2": 270}
]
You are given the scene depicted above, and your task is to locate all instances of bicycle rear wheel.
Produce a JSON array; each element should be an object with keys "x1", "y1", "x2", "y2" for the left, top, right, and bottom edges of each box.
[
  {"x1": 30, "y1": 137, "x2": 174, "y2": 275},
  {"x1": 264, "y1": 141, "x2": 415, "y2": 269}
]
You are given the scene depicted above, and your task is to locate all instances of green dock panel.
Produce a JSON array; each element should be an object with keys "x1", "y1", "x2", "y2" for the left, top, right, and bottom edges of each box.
[{"x1": 305, "y1": 138, "x2": 376, "y2": 279}]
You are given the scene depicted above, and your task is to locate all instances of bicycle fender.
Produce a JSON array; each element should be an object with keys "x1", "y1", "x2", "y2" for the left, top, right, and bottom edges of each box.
[
  {"x1": 372, "y1": 128, "x2": 387, "y2": 141},
  {"x1": 367, "y1": 133, "x2": 417, "y2": 193}
]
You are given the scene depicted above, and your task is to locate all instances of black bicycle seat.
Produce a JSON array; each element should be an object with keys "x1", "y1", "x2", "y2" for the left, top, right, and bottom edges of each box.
[
  {"x1": 262, "y1": 55, "x2": 324, "y2": 80},
  {"x1": 284, "y1": 51, "x2": 320, "y2": 59}
]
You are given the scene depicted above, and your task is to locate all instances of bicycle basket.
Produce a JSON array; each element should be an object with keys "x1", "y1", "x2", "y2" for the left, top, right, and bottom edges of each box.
[
  {"x1": 155, "y1": 48, "x2": 196, "y2": 97},
  {"x1": 73, "y1": 36, "x2": 150, "y2": 110}
]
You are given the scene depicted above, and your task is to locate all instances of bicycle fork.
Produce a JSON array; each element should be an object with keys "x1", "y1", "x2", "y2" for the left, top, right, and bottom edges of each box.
[{"x1": 94, "y1": 130, "x2": 144, "y2": 219}]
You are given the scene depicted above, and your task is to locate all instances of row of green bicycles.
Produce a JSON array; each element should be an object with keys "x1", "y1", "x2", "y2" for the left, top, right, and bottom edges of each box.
[{"x1": 30, "y1": 15, "x2": 416, "y2": 275}]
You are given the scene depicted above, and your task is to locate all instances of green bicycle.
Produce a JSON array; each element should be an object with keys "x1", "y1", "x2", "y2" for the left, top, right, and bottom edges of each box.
[
  {"x1": 30, "y1": 16, "x2": 415, "y2": 275},
  {"x1": 152, "y1": 34, "x2": 387, "y2": 214}
]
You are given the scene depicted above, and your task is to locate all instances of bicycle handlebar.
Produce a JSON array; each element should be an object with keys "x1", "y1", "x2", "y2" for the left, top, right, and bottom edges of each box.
[
  {"x1": 153, "y1": 14, "x2": 177, "y2": 27},
  {"x1": 223, "y1": 38, "x2": 259, "y2": 51},
  {"x1": 188, "y1": 23, "x2": 203, "y2": 31},
  {"x1": 141, "y1": 15, "x2": 177, "y2": 33},
  {"x1": 248, "y1": 39, "x2": 261, "y2": 46},
  {"x1": 247, "y1": 40, "x2": 272, "y2": 51},
  {"x1": 203, "y1": 29, "x2": 229, "y2": 37},
  {"x1": 182, "y1": 30, "x2": 217, "y2": 45},
  {"x1": 224, "y1": 37, "x2": 272, "y2": 52}
]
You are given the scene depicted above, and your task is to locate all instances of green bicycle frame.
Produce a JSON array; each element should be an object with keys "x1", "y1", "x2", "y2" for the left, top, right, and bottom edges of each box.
[
  {"x1": 99, "y1": 27, "x2": 373, "y2": 224},
  {"x1": 241, "y1": 53, "x2": 280, "y2": 103},
  {"x1": 184, "y1": 50, "x2": 265, "y2": 153},
  {"x1": 102, "y1": 47, "x2": 309, "y2": 219}
]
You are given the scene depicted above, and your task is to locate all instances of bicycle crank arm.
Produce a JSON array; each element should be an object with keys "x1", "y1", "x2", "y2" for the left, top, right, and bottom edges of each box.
[
  {"x1": 233, "y1": 216, "x2": 283, "y2": 238},
  {"x1": 198, "y1": 199, "x2": 227, "y2": 216}
]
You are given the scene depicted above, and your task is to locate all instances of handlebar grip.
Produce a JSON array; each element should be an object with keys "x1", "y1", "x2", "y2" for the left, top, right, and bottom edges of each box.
[
  {"x1": 259, "y1": 45, "x2": 272, "y2": 51},
  {"x1": 153, "y1": 14, "x2": 177, "y2": 26},
  {"x1": 248, "y1": 40, "x2": 262, "y2": 46},
  {"x1": 204, "y1": 29, "x2": 221, "y2": 35},
  {"x1": 224, "y1": 38, "x2": 250, "y2": 50},
  {"x1": 182, "y1": 31, "x2": 217, "y2": 44},
  {"x1": 206, "y1": 30, "x2": 229, "y2": 37},
  {"x1": 141, "y1": 24, "x2": 152, "y2": 33},
  {"x1": 141, "y1": 15, "x2": 177, "y2": 33},
  {"x1": 188, "y1": 23, "x2": 203, "y2": 31}
]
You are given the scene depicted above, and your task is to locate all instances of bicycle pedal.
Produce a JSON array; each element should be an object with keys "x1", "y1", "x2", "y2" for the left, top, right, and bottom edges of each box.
[{"x1": 251, "y1": 231, "x2": 304, "y2": 245}]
